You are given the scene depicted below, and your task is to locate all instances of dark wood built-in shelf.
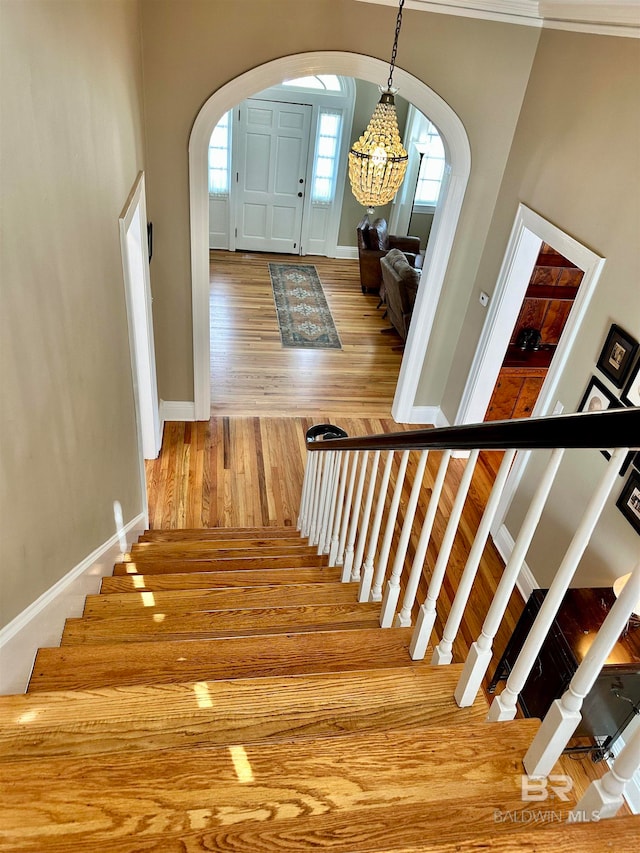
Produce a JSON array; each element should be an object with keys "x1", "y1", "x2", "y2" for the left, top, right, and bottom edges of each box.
[
  {"x1": 503, "y1": 344, "x2": 556, "y2": 370},
  {"x1": 525, "y1": 284, "x2": 580, "y2": 302}
]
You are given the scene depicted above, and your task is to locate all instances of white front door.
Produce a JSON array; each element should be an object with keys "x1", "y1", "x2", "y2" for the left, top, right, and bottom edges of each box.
[{"x1": 234, "y1": 99, "x2": 311, "y2": 253}]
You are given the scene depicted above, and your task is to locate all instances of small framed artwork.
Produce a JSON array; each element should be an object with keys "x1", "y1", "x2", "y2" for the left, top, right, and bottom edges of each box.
[
  {"x1": 578, "y1": 375, "x2": 619, "y2": 413},
  {"x1": 621, "y1": 356, "x2": 640, "y2": 407},
  {"x1": 596, "y1": 324, "x2": 639, "y2": 388},
  {"x1": 616, "y1": 470, "x2": 640, "y2": 535}
]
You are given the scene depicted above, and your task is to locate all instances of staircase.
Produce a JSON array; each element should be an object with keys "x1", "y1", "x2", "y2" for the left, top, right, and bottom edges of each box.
[{"x1": 1, "y1": 527, "x2": 635, "y2": 851}]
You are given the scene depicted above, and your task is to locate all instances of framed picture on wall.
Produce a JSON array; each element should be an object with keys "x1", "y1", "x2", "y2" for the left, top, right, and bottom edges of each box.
[
  {"x1": 616, "y1": 470, "x2": 640, "y2": 535},
  {"x1": 621, "y1": 356, "x2": 640, "y2": 407},
  {"x1": 578, "y1": 375, "x2": 619, "y2": 413},
  {"x1": 596, "y1": 324, "x2": 639, "y2": 388}
]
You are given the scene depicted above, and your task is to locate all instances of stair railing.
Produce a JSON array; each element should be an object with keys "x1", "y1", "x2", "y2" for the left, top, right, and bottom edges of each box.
[{"x1": 301, "y1": 408, "x2": 640, "y2": 811}]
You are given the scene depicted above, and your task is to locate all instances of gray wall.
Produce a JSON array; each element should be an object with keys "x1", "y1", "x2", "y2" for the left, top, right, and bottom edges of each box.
[
  {"x1": 0, "y1": 0, "x2": 146, "y2": 627},
  {"x1": 445, "y1": 30, "x2": 640, "y2": 586}
]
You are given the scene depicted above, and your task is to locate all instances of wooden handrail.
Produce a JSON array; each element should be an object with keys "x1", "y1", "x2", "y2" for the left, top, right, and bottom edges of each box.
[{"x1": 306, "y1": 408, "x2": 639, "y2": 453}]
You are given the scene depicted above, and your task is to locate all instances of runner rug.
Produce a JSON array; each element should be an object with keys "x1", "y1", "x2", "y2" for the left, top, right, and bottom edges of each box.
[{"x1": 268, "y1": 262, "x2": 342, "y2": 350}]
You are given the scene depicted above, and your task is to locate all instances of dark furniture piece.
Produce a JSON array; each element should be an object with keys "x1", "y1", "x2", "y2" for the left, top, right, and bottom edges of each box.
[
  {"x1": 490, "y1": 587, "x2": 640, "y2": 761},
  {"x1": 356, "y1": 215, "x2": 423, "y2": 295},
  {"x1": 380, "y1": 248, "x2": 420, "y2": 341}
]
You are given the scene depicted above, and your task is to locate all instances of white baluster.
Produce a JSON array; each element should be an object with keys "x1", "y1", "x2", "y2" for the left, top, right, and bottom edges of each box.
[
  {"x1": 352, "y1": 450, "x2": 380, "y2": 581},
  {"x1": 523, "y1": 564, "x2": 640, "y2": 777},
  {"x1": 568, "y1": 724, "x2": 640, "y2": 822},
  {"x1": 455, "y1": 447, "x2": 565, "y2": 707},
  {"x1": 337, "y1": 451, "x2": 359, "y2": 571},
  {"x1": 487, "y1": 446, "x2": 629, "y2": 722},
  {"x1": 322, "y1": 452, "x2": 342, "y2": 555},
  {"x1": 315, "y1": 451, "x2": 335, "y2": 551},
  {"x1": 329, "y1": 451, "x2": 351, "y2": 566},
  {"x1": 300, "y1": 453, "x2": 317, "y2": 538},
  {"x1": 307, "y1": 452, "x2": 325, "y2": 546},
  {"x1": 359, "y1": 451, "x2": 394, "y2": 602},
  {"x1": 409, "y1": 450, "x2": 478, "y2": 658},
  {"x1": 342, "y1": 451, "x2": 370, "y2": 582},
  {"x1": 394, "y1": 450, "x2": 451, "y2": 628},
  {"x1": 297, "y1": 451, "x2": 313, "y2": 533},
  {"x1": 371, "y1": 450, "x2": 410, "y2": 602},
  {"x1": 433, "y1": 449, "x2": 516, "y2": 665},
  {"x1": 380, "y1": 450, "x2": 429, "y2": 627}
]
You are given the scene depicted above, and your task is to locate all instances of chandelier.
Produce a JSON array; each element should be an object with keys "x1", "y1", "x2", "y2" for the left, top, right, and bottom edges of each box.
[{"x1": 348, "y1": 0, "x2": 408, "y2": 213}]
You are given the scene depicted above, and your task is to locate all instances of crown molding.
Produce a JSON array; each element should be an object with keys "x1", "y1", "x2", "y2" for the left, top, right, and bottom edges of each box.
[{"x1": 356, "y1": 0, "x2": 640, "y2": 36}]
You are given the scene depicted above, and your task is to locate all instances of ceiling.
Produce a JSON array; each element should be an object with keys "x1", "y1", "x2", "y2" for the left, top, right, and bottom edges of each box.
[{"x1": 357, "y1": 0, "x2": 640, "y2": 36}]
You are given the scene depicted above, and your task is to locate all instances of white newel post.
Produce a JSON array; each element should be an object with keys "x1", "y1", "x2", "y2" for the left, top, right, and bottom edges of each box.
[
  {"x1": 409, "y1": 450, "x2": 479, "y2": 658},
  {"x1": 569, "y1": 724, "x2": 640, "y2": 822},
  {"x1": 359, "y1": 451, "x2": 394, "y2": 602},
  {"x1": 329, "y1": 451, "x2": 351, "y2": 566},
  {"x1": 352, "y1": 450, "x2": 380, "y2": 582},
  {"x1": 487, "y1": 446, "x2": 629, "y2": 722},
  {"x1": 342, "y1": 451, "x2": 369, "y2": 582},
  {"x1": 337, "y1": 450, "x2": 359, "y2": 568},
  {"x1": 380, "y1": 450, "x2": 429, "y2": 627},
  {"x1": 523, "y1": 564, "x2": 640, "y2": 777},
  {"x1": 394, "y1": 450, "x2": 452, "y2": 628},
  {"x1": 454, "y1": 447, "x2": 565, "y2": 707},
  {"x1": 433, "y1": 449, "x2": 516, "y2": 665},
  {"x1": 371, "y1": 450, "x2": 410, "y2": 602}
]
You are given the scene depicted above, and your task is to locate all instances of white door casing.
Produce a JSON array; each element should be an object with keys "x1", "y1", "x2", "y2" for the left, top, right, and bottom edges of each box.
[
  {"x1": 189, "y1": 52, "x2": 471, "y2": 421},
  {"x1": 234, "y1": 100, "x2": 311, "y2": 253},
  {"x1": 119, "y1": 172, "x2": 162, "y2": 465}
]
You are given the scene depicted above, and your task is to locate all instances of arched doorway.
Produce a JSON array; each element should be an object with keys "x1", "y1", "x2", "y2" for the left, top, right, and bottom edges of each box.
[{"x1": 189, "y1": 52, "x2": 470, "y2": 421}]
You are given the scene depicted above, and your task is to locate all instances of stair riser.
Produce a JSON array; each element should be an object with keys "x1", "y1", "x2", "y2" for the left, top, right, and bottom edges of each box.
[{"x1": 140, "y1": 527, "x2": 300, "y2": 542}]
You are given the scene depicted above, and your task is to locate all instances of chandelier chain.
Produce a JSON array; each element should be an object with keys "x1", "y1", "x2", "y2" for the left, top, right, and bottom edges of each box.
[{"x1": 387, "y1": 0, "x2": 406, "y2": 91}]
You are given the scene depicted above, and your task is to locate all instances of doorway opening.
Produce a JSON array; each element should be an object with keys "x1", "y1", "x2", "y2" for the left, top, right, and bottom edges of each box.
[{"x1": 189, "y1": 52, "x2": 471, "y2": 421}]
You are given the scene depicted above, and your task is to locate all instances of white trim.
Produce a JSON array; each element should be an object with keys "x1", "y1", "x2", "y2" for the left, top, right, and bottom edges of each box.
[
  {"x1": 356, "y1": 0, "x2": 640, "y2": 35},
  {"x1": 334, "y1": 245, "x2": 359, "y2": 260},
  {"x1": 492, "y1": 523, "x2": 538, "y2": 600},
  {"x1": 0, "y1": 512, "x2": 146, "y2": 695},
  {"x1": 189, "y1": 52, "x2": 471, "y2": 422},
  {"x1": 409, "y1": 405, "x2": 450, "y2": 427},
  {"x1": 119, "y1": 172, "x2": 162, "y2": 461},
  {"x1": 160, "y1": 400, "x2": 196, "y2": 425},
  {"x1": 456, "y1": 204, "x2": 604, "y2": 428}
]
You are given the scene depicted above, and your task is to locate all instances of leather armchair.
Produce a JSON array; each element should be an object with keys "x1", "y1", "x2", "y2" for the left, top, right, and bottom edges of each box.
[{"x1": 356, "y1": 216, "x2": 423, "y2": 294}]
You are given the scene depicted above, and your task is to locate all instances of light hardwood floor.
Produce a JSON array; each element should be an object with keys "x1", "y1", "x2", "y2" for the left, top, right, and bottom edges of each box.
[{"x1": 209, "y1": 250, "x2": 406, "y2": 416}]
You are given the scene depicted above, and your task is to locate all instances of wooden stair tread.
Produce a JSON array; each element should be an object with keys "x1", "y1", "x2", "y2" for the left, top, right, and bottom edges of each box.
[
  {"x1": 129, "y1": 539, "x2": 313, "y2": 556},
  {"x1": 0, "y1": 666, "x2": 489, "y2": 761},
  {"x1": 0, "y1": 720, "x2": 555, "y2": 852},
  {"x1": 101, "y1": 566, "x2": 341, "y2": 592},
  {"x1": 83, "y1": 582, "x2": 359, "y2": 617},
  {"x1": 28, "y1": 627, "x2": 423, "y2": 691},
  {"x1": 115, "y1": 551, "x2": 327, "y2": 572},
  {"x1": 140, "y1": 526, "x2": 300, "y2": 542},
  {"x1": 62, "y1": 602, "x2": 381, "y2": 643}
]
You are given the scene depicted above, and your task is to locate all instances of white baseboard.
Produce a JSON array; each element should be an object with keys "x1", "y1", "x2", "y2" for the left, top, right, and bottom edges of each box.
[
  {"x1": 492, "y1": 523, "x2": 538, "y2": 601},
  {"x1": 160, "y1": 400, "x2": 196, "y2": 424},
  {"x1": 408, "y1": 405, "x2": 449, "y2": 428},
  {"x1": 0, "y1": 512, "x2": 146, "y2": 695},
  {"x1": 333, "y1": 245, "x2": 359, "y2": 260}
]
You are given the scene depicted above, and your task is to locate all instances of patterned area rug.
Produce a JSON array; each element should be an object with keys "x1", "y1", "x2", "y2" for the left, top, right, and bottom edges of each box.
[{"x1": 269, "y1": 263, "x2": 342, "y2": 349}]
